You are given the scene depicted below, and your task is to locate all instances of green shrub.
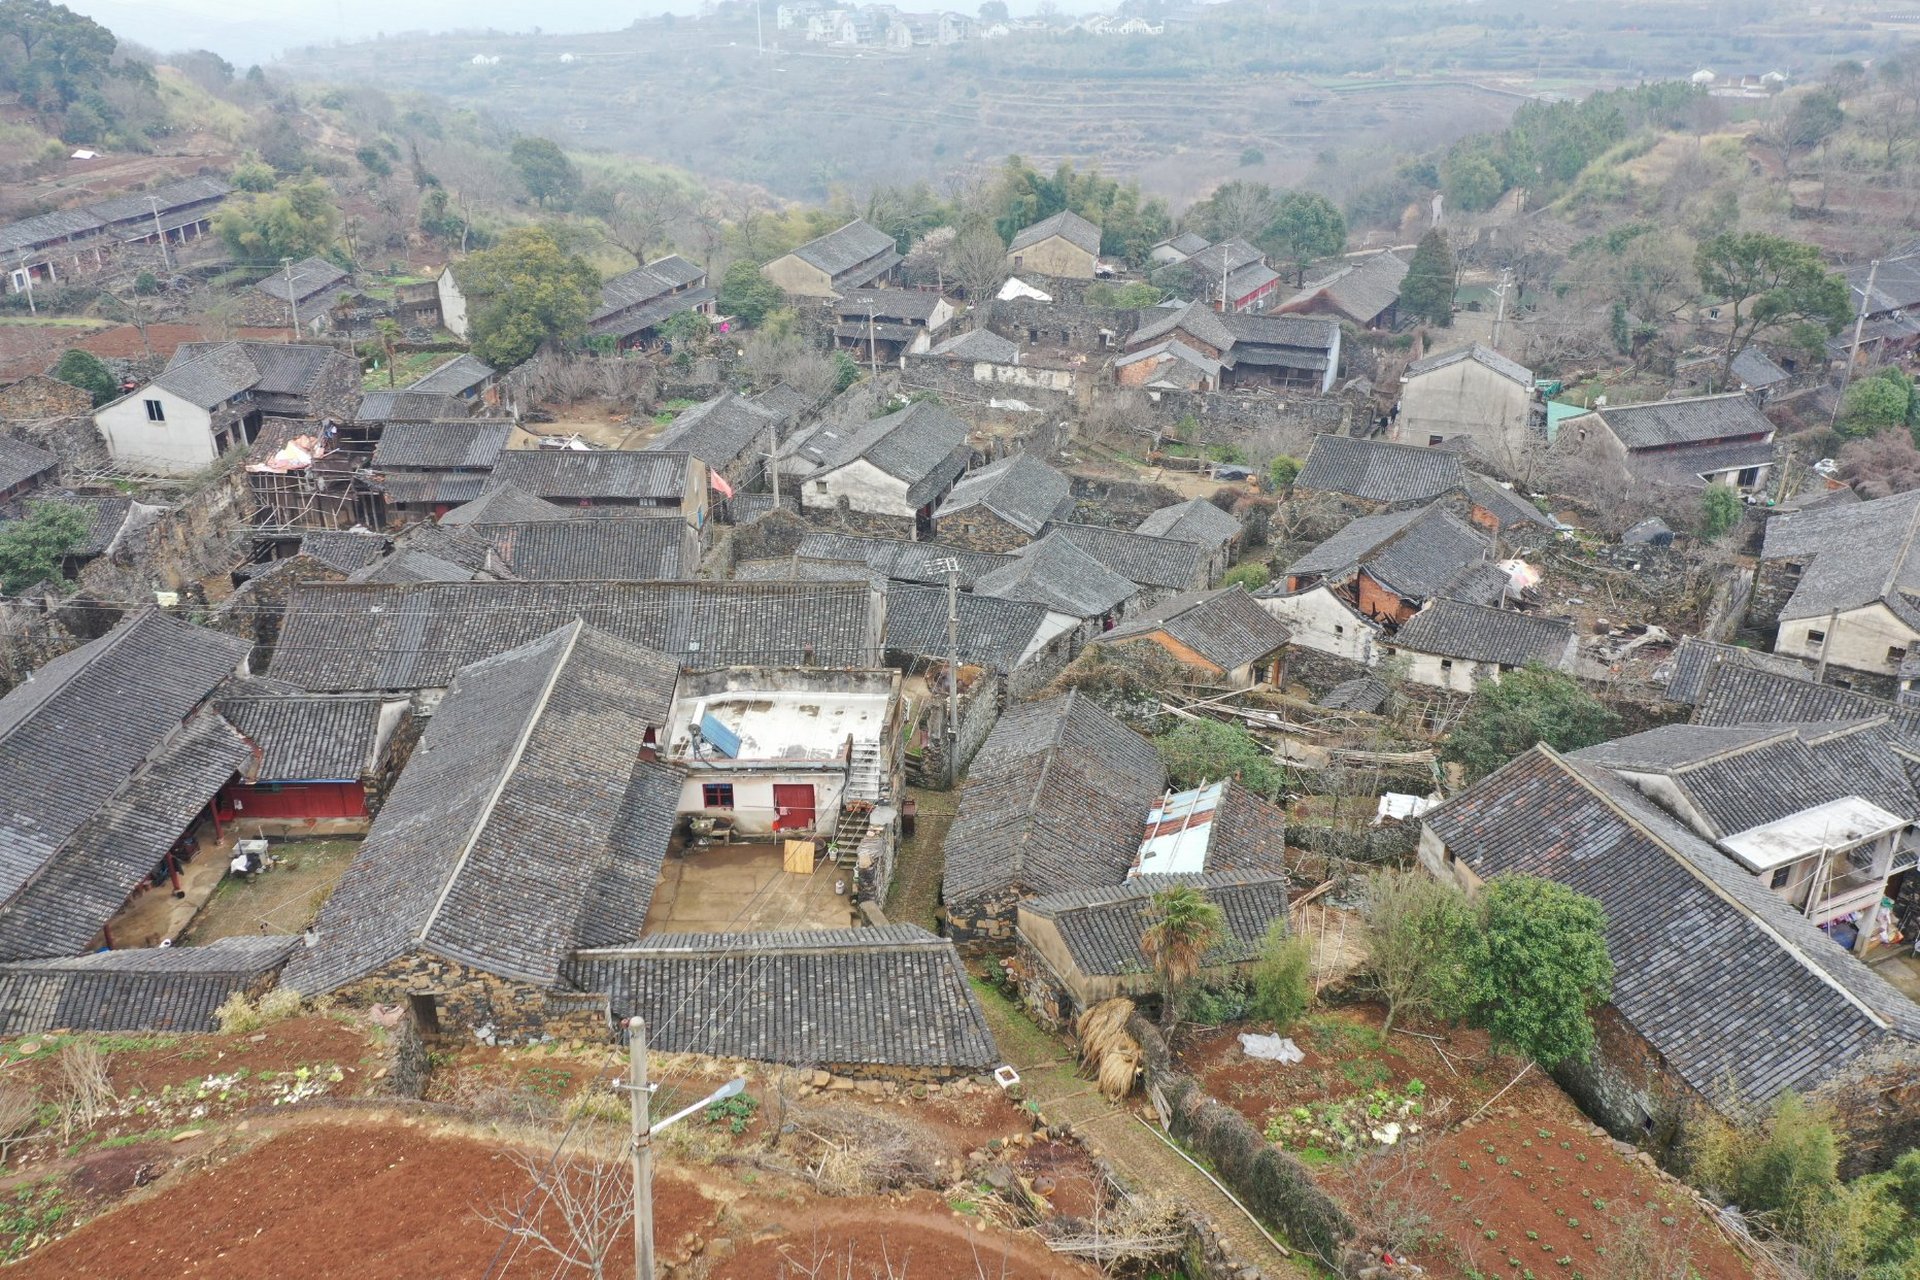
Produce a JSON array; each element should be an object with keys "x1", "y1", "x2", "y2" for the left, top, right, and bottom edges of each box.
[
  {"x1": 1248, "y1": 923, "x2": 1313, "y2": 1028},
  {"x1": 1222, "y1": 562, "x2": 1270, "y2": 591},
  {"x1": 1700, "y1": 484, "x2": 1742, "y2": 538},
  {"x1": 51, "y1": 349, "x2": 116, "y2": 407},
  {"x1": 1153, "y1": 719, "x2": 1280, "y2": 797},
  {"x1": 1268, "y1": 455, "x2": 1301, "y2": 488}
]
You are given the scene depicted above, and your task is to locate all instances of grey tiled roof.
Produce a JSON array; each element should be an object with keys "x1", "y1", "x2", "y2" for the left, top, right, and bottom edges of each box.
[
  {"x1": 1426, "y1": 747, "x2": 1920, "y2": 1109},
  {"x1": 565, "y1": 925, "x2": 996, "y2": 1071},
  {"x1": 588, "y1": 287, "x2": 716, "y2": 340},
  {"x1": 736, "y1": 555, "x2": 887, "y2": 591},
  {"x1": 84, "y1": 177, "x2": 230, "y2": 227},
  {"x1": 285, "y1": 623, "x2": 685, "y2": 994},
  {"x1": 1132, "y1": 300, "x2": 1234, "y2": 351},
  {"x1": 346, "y1": 547, "x2": 477, "y2": 584},
  {"x1": 269, "y1": 579, "x2": 884, "y2": 690},
  {"x1": 150, "y1": 343, "x2": 262, "y2": 409},
  {"x1": 885, "y1": 583, "x2": 1057, "y2": 673},
  {"x1": 1044, "y1": 522, "x2": 1209, "y2": 591},
  {"x1": 1095, "y1": 585, "x2": 1291, "y2": 671},
  {"x1": 1599, "y1": 393, "x2": 1774, "y2": 449},
  {"x1": 0, "y1": 436, "x2": 58, "y2": 493},
  {"x1": 377, "y1": 473, "x2": 490, "y2": 507},
  {"x1": 646, "y1": 392, "x2": 781, "y2": 471},
  {"x1": 0, "y1": 610, "x2": 246, "y2": 932},
  {"x1": 437, "y1": 485, "x2": 577, "y2": 526},
  {"x1": 0, "y1": 207, "x2": 105, "y2": 255},
  {"x1": 945, "y1": 691, "x2": 1167, "y2": 903},
  {"x1": 753, "y1": 382, "x2": 815, "y2": 423},
  {"x1": 405, "y1": 354, "x2": 494, "y2": 396},
  {"x1": 935, "y1": 454, "x2": 1071, "y2": 537},
  {"x1": 1362, "y1": 506, "x2": 1492, "y2": 602},
  {"x1": 1393, "y1": 599, "x2": 1573, "y2": 668},
  {"x1": 1215, "y1": 311, "x2": 1339, "y2": 368},
  {"x1": 0, "y1": 937, "x2": 297, "y2": 1037},
  {"x1": 802, "y1": 401, "x2": 970, "y2": 502},
  {"x1": 1758, "y1": 489, "x2": 1920, "y2": 623},
  {"x1": 1319, "y1": 675, "x2": 1390, "y2": 712},
  {"x1": 254, "y1": 255, "x2": 347, "y2": 303},
  {"x1": 352, "y1": 390, "x2": 468, "y2": 422},
  {"x1": 1135, "y1": 497, "x2": 1241, "y2": 548},
  {"x1": 1463, "y1": 475, "x2": 1557, "y2": 531},
  {"x1": 296, "y1": 530, "x2": 388, "y2": 575},
  {"x1": 490, "y1": 450, "x2": 693, "y2": 502},
  {"x1": 478, "y1": 517, "x2": 692, "y2": 580},
  {"x1": 789, "y1": 219, "x2": 899, "y2": 280},
  {"x1": 0, "y1": 707, "x2": 252, "y2": 962},
  {"x1": 591, "y1": 256, "x2": 705, "y2": 325},
  {"x1": 1286, "y1": 506, "x2": 1424, "y2": 579},
  {"x1": 1113, "y1": 338, "x2": 1221, "y2": 380},
  {"x1": 1009, "y1": 209, "x2": 1102, "y2": 257},
  {"x1": 975, "y1": 533, "x2": 1138, "y2": 617},
  {"x1": 372, "y1": 420, "x2": 512, "y2": 470},
  {"x1": 1282, "y1": 251, "x2": 1407, "y2": 325},
  {"x1": 1689, "y1": 665, "x2": 1920, "y2": 758},
  {"x1": 929, "y1": 328, "x2": 1019, "y2": 363},
  {"x1": 1022, "y1": 872, "x2": 1291, "y2": 977},
  {"x1": 1404, "y1": 342, "x2": 1533, "y2": 387},
  {"x1": 1297, "y1": 435, "x2": 1466, "y2": 505},
  {"x1": 215, "y1": 692, "x2": 394, "y2": 781},
  {"x1": 1627, "y1": 437, "x2": 1776, "y2": 490},
  {"x1": 166, "y1": 341, "x2": 342, "y2": 400},
  {"x1": 1731, "y1": 346, "x2": 1791, "y2": 389},
  {"x1": 1660, "y1": 636, "x2": 1812, "y2": 706},
  {"x1": 794, "y1": 532, "x2": 1012, "y2": 587},
  {"x1": 837, "y1": 288, "x2": 946, "y2": 323}
]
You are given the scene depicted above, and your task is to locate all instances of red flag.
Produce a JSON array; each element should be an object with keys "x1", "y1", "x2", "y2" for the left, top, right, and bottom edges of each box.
[{"x1": 708, "y1": 469, "x2": 735, "y2": 499}]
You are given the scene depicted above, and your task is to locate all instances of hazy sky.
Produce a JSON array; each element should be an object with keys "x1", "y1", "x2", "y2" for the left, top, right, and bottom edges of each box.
[{"x1": 68, "y1": 0, "x2": 717, "y2": 65}]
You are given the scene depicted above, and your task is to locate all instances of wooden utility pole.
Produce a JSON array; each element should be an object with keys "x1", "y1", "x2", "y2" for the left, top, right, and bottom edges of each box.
[{"x1": 628, "y1": 1016, "x2": 654, "y2": 1280}]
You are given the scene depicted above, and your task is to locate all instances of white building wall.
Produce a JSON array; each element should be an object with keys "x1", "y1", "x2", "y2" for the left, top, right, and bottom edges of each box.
[
  {"x1": 1398, "y1": 360, "x2": 1532, "y2": 466},
  {"x1": 1776, "y1": 602, "x2": 1920, "y2": 677},
  {"x1": 94, "y1": 386, "x2": 218, "y2": 476},
  {"x1": 802, "y1": 457, "x2": 919, "y2": 518},
  {"x1": 677, "y1": 771, "x2": 849, "y2": 839},
  {"x1": 437, "y1": 268, "x2": 468, "y2": 340},
  {"x1": 1258, "y1": 585, "x2": 1378, "y2": 663}
]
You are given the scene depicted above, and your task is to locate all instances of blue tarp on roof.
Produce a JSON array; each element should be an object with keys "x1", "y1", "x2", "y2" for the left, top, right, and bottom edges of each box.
[{"x1": 698, "y1": 711, "x2": 740, "y2": 758}]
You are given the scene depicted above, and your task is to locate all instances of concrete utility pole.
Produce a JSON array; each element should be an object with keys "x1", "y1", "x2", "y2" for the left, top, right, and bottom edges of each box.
[
  {"x1": 931, "y1": 556, "x2": 961, "y2": 779},
  {"x1": 867, "y1": 302, "x2": 879, "y2": 378},
  {"x1": 1490, "y1": 267, "x2": 1513, "y2": 349},
  {"x1": 148, "y1": 197, "x2": 171, "y2": 274},
  {"x1": 15, "y1": 256, "x2": 33, "y2": 316},
  {"x1": 628, "y1": 1016, "x2": 654, "y2": 1280},
  {"x1": 1843, "y1": 257, "x2": 1880, "y2": 391},
  {"x1": 767, "y1": 419, "x2": 781, "y2": 506},
  {"x1": 281, "y1": 257, "x2": 299, "y2": 341}
]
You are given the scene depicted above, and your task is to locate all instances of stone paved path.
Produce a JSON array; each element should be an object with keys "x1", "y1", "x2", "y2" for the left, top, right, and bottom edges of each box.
[{"x1": 974, "y1": 989, "x2": 1314, "y2": 1279}]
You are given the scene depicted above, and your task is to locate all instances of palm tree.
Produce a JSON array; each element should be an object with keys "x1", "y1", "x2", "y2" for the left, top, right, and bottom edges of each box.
[
  {"x1": 375, "y1": 318, "x2": 402, "y2": 388},
  {"x1": 1140, "y1": 886, "x2": 1224, "y2": 1032}
]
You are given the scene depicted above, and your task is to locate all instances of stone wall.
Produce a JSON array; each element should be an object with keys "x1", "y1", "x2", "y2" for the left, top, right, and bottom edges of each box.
[
  {"x1": 984, "y1": 297, "x2": 1141, "y2": 353},
  {"x1": 936, "y1": 508, "x2": 1035, "y2": 554},
  {"x1": 1282, "y1": 646, "x2": 1374, "y2": 698},
  {"x1": 900, "y1": 354, "x2": 1076, "y2": 408},
  {"x1": 1145, "y1": 387, "x2": 1350, "y2": 450},
  {"x1": 1283, "y1": 819, "x2": 1421, "y2": 870},
  {"x1": 1552, "y1": 1004, "x2": 1715, "y2": 1169},
  {"x1": 1746, "y1": 556, "x2": 1800, "y2": 634},
  {"x1": 1809, "y1": 1038, "x2": 1920, "y2": 1177},
  {"x1": 4, "y1": 413, "x2": 111, "y2": 471},
  {"x1": 947, "y1": 884, "x2": 1023, "y2": 946},
  {"x1": 0, "y1": 375, "x2": 92, "y2": 420},
  {"x1": 912, "y1": 668, "x2": 1004, "y2": 790},
  {"x1": 1064, "y1": 474, "x2": 1186, "y2": 527},
  {"x1": 334, "y1": 950, "x2": 612, "y2": 1046}
]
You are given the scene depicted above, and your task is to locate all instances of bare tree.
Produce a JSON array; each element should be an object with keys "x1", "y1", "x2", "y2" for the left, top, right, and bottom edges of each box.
[
  {"x1": 478, "y1": 1148, "x2": 631, "y2": 1280},
  {"x1": 0, "y1": 1080, "x2": 38, "y2": 1167},
  {"x1": 601, "y1": 179, "x2": 682, "y2": 267},
  {"x1": 97, "y1": 286, "x2": 158, "y2": 359},
  {"x1": 943, "y1": 226, "x2": 1007, "y2": 302},
  {"x1": 742, "y1": 331, "x2": 837, "y2": 400}
]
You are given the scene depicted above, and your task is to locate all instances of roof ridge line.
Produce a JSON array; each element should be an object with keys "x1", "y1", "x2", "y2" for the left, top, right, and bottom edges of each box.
[
  {"x1": 416, "y1": 620, "x2": 584, "y2": 948},
  {"x1": 1878, "y1": 499, "x2": 1920, "y2": 603},
  {"x1": 1546, "y1": 746, "x2": 1894, "y2": 1034}
]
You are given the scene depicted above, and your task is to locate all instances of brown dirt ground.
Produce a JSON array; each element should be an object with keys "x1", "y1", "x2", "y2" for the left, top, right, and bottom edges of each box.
[
  {"x1": 715, "y1": 1190, "x2": 1095, "y2": 1279},
  {"x1": 0, "y1": 322, "x2": 293, "y2": 381},
  {"x1": 1177, "y1": 1004, "x2": 1753, "y2": 1280}
]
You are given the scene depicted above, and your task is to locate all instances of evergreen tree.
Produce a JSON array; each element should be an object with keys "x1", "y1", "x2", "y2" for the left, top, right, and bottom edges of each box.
[
  {"x1": 51, "y1": 349, "x2": 116, "y2": 406},
  {"x1": 1402, "y1": 229, "x2": 1457, "y2": 327}
]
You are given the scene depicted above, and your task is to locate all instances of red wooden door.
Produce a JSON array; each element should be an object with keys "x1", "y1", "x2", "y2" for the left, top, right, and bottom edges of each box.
[{"x1": 772, "y1": 784, "x2": 815, "y2": 831}]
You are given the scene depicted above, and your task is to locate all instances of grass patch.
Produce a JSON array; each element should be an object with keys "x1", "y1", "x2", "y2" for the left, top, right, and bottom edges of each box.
[
  {"x1": 967, "y1": 975, "x2": 1057, "y2": 1066},
  {"x1": 361, "y1": 350, "x2": 450, "y2": 389},
  {"x1": 0, "y1": 1180, "x2": 68, "y2": 1262},
  {"x1": 0, "y1": 316, "x2": 106, "y2": 328}
]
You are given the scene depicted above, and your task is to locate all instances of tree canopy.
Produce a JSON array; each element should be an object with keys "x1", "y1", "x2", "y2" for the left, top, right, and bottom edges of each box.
[
  {"x1": 213, "y1": 178, "x2": 340, "y2": 265},
  {"x1": 1360, "y1": 869, "x2": 1487, "y2": 1033},
  {"x1": 51, "y1": 348, "x2": 115, "y2": 406},
  {"x1": 1400, "y1": 229, "x2": 1457, "y2": 327},
  {"x1": 1140, "y1": 885, "x2": 1225, "y2": 1030},
  {"x1": 988, "y1": 156, "x2": 1171, "y2": 264},
  {"x1": 1839, "y1": 368, "x2": 1918, "y2": 440},
  {"x1": 1264, "y1": 191, "x2": 1346, "y2": 286},
  {"x1": 1695, "y1": 231, "x2": 1853, "y2": 384},
  {"x1": 1475, "y1": 876, "x2": 1612, "y2": 1067},
  {"x1": 1153, "y1": 718, "x2": 1280, "y2": 798},
  {"x1": 456, "y1": 226, "x2": 600, "y2": 368},
  {"x1": 0, "y1": 0, "x2": 118, "y2": 109},
  {"x1": 509, "y1": 136, "x2": 581, "y2": 209},
  {"x1": 717, "y1": 260, "x2": 784, "y2": 328},
  {"x1": 0, "y1": 501, "x2": 89, "y2": 594},
  {"x1": 1440, "y1": 663, "x2": 1619, "y2": 782}
]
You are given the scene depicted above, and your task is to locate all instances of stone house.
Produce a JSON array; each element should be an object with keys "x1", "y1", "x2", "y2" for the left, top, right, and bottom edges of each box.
[
  {"x1": 973, "y1": 533, "x2": 1140, "y2": 641},
  {"x1": 589, "y1": 255, "x2": 715, "y2": 350},
  {"x1": 1294, "y1": 433, "x2": 1467, "y2": 511},
  {"x1": 0, "y1": 608, "x2": 251, "y2": 960},
  {"x1": 1396, "y1": 343, "x2": 1538, "y2": 472},
  {"x1": 1422, "y1": 744, "x2": 1920, "y2": 1174},
  {"x1": 1134, "y1": 498, "x2": 1243, "y2": 583},
  {"x1": 1091, "y1": 585, "x2": 1291, "y2": 687},
  {"x1": 1753, "y1": 488, "x2": 1920, "y2": 689},
  {"x1": 0, "y1": 435, "x2": 58, "y2": 504},
  {"x1": 932, "y1": 453, "x2": 1072, "y2": 551},
  {"x1": 282, "y1": 622, "x2": 686, "y2": 1042},
  {"x1": 267, "y1": 578, "x2": 886, "y2": 694},
  {"x1": 489, "y1": 449, "x2": 710, "y2": 526},
  {"x1": 1560, "y1": 392, "x2": 1776, "y2": 493},
  {"x1": 404, "y1": 353, "x2": 495, "y2": 403},
  {"x1": 761, "y1": 219, "x2": 901, "y2": 300},
  {"x1": 1383, "y1": 597, "x2": 1577, "y2": 693},
  {"x1": 1278, "y1": 251, "x2": 1407, "y2": 329},
  {"x1": 1254, "y1": 581, "x2": 1382, "y2": 667},
  {"x1": 566, "y1": 925, "x2": 996, "y2": 1079},
  {"x1": 1043, "y1": 521, "x2": 1214, "y2": 595},
  {"x1": 918, "y1": 328, "x2": 1077, "y2": 394},
  {"x1": 943, "y1": 691, "x2": 1290, "y2": 941},
  {"x1": 645, "y1": 391, "x2": 786, "y2": 497},
  {"x1": 1006, "y1": 210, "x2": 1102, "y2": 280},
  {"x1": 787, "y1": 400, "x2": 969, "y2": 537},
  {"x1": 94, "y1": 342, "x2": 358, "y2": 477},
  {"x1": 1282, "y1": 502, "x2": 1504, "y2": 626},
  {"x1": 1122, "y1": 301, "x2": 1340, "y2": 393},
  {"x1": 0, "y1": 374, "x2": 92, "y2": 422},
  {"x1": 450, "y1": 516, "x2": 698, "y2": 581},
  {"x1": 833, "y1": 289, "x2": 956, "y2": 363},
  {"x1": 248, "y1": 256, "x2": 352, "y2": 334},
  {"x1": 1016, "y1": 872, "x2": 1291, "y2": 1023}
]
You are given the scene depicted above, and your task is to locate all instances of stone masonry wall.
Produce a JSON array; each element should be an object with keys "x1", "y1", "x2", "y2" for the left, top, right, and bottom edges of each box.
[
  {"x1": 333, "y1": 951, "x2": 610, "y2": 1046},
  {"x1": 984, "y1": 297, "x2": 1142, "y2": 353}
]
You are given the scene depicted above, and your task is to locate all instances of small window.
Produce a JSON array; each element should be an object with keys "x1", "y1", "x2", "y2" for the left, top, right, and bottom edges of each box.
[
  {"x1": 143, "y1": 399, "x2": 165, "y2": 422},
  {"x1": 1892, "y1": 646, "x2": 1910, "y2": 665},
  {"x1": 701, "y1": 782, "x2": 735, "y2": 809},
  {"x1": 1013, "y1": 254, "x2": 1023, "y2": 267},
  {"x1": 1737, "y1": 467, "x2": 1761, "y2": 487},
  {"x1": 1770, "y1": 866, "x2": 1791, "y2": 889},
  {"x1": 814, "y1": 480, "x2": 828, "y2": 494},
  {"x1": 1440, "y1": 658, "x2": 1454, "y2": 671},
  {"x1": 1333, "y1": 623, "x2": 1344, "y2": 635},
  {"x1": 1806, "y1": 629, "x2": 1826, "y2": 647},
  {"x1": 1427, "y1": 435, "x2": 1444, "y2": 447}
]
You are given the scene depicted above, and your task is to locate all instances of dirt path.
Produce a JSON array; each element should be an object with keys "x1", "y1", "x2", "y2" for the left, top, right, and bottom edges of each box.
[{"x1": 972, "y1": 988, "x2": 1315, "y2": 1279}]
